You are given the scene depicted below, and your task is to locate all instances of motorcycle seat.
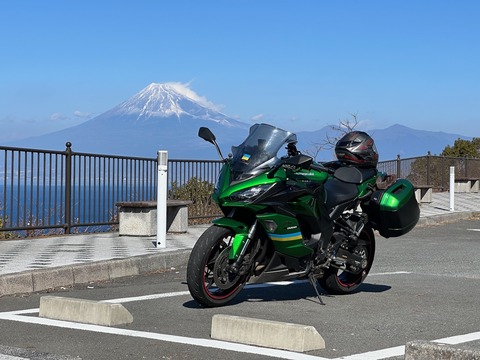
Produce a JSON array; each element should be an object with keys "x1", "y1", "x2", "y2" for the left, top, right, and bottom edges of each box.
[
  {"x1": 333, "y1": 166, "x2": 376, "y2": 184},
  {"x1": 324, "y1": 178, "x2": 358, "y2": 212},
  {"x1": 323, "y1": 166, "x2": 376, "y2": 219}
]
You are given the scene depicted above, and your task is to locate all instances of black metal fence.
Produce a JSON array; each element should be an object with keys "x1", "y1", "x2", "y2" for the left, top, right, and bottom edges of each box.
[
  {"x1": 0, "y1": 143, "x2": 478, "y2": 237},
  {"x1": 0, "y1": 143, "x2": 222, "y2": 237},
  {"x1": 377, "y1": 152, "x2": 480, "y2": 190}
]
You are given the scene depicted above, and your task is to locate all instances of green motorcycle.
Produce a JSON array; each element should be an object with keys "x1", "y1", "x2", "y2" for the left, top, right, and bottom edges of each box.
[{"x1": 187, "y1": 123, "x2": 419, "y2": 307}]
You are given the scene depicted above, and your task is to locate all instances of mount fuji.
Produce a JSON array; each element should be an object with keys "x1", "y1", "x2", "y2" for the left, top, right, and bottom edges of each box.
[{"x1": 9, "y1": 83, "x2": 250, "y2": 159}]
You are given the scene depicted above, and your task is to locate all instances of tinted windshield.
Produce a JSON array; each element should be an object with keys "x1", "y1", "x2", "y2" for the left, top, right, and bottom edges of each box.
[{"x1": 230, "y1": 123, "x2": 297, "y2": 181}]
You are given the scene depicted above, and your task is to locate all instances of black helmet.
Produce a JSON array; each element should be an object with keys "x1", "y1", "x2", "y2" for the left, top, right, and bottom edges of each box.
[{"x1": 335, "y1": 131, "x2": 379, "y2": 167}]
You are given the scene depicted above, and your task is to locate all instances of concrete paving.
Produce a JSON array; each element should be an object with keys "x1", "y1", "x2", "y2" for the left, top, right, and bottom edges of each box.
[
  {"x1": 0, "y1": 191, "x2": 479, "y2": 359},
  {"x1": 0, "y1": 191, "x2": 479, "y2": 297}
]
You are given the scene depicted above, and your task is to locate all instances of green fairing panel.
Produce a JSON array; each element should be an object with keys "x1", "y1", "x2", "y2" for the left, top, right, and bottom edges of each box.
[
  {"x1": 289, "y1": 194, "x2": 318, "y2": 217},
  {"x1": 212, "y1": 218, "x2": 248, "y2": 233},
  {"x1": 288, "y1": 167, "x2": 328, "y2": 183},
  {"x1": 211, "y1": 218, "x2": 249, "y2": 260},
  {"x1": 257, "y1": 213, "x2": 313, "y2": 258},
  {"x1": 230, "y1": 233, "x2": 248, "y2": 260}
]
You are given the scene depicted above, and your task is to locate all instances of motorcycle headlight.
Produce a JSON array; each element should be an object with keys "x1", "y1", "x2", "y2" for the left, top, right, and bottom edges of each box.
[{"x1": 229, "y1": 184, "x2": 272, "y2": 202}]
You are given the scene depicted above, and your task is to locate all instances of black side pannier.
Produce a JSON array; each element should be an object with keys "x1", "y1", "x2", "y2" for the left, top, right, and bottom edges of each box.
[{"x1": 362, "y1": 179, "x2": 420, "y2": 238}]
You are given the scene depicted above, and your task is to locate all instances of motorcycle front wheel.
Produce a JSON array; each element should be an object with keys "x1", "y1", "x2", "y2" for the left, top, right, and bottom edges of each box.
[
  {"x1": 319, "y1": 227, "x2": 376, "y2": 294},
  {"x1": 187, "y1": 225, "x2": 248, "y2": 307}
]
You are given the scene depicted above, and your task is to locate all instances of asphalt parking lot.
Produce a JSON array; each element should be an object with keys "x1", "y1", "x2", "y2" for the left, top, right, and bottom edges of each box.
[{"x1": 0, "y1": 218, "x2": 479, "y2": 360}]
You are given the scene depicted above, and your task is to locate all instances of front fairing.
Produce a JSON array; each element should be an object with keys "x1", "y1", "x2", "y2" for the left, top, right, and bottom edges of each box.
[
  {"x1": 212, "y1": 161, "x2": 286, "y2": 207},
  {"x1": 212, "y1": 123, "x2": 298, "y2": 206}
]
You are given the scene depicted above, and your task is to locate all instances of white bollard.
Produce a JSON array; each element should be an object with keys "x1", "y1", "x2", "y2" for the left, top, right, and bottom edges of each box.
[
  {"x1": 156, "y1": 151, "x2": 168, "y2": 248},
  {"x1": 450, "y1": 166, "x2": 455, "y2": 212}
]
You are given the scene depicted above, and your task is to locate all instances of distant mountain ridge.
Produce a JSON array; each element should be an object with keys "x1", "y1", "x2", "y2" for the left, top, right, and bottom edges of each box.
[
  {"x1": 297, "y1": 123, "x2": 471, "y2": 162},
  {"x1": 6, "y1": 83, "x2": 472, "y2": 161}
]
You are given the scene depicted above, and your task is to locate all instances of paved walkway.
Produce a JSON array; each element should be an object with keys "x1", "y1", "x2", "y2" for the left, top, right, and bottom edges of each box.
[{"x1": 0, "y1": 191, "x2": 479, "y2": 296}]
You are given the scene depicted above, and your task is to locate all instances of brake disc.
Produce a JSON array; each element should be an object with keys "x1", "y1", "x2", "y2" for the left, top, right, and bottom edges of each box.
[{"x1": 213, "y1": 246, "x2": 241, "y2": 290}]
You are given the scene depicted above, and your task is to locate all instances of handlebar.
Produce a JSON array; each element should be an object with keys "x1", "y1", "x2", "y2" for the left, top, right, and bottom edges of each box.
[
  {"x1": 267, "y1": 154, "x2": 335, "y2": 179},
  {"x1": 310, "y1": 163, "x2": 335, "y2": 174}
]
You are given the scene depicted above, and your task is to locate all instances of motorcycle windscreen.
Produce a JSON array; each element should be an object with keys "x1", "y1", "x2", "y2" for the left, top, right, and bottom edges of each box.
[{"x1": 230, "y1": 123, "x2": 297, "y2": 181}]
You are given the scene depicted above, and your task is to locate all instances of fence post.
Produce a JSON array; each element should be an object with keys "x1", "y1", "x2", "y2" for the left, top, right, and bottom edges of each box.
[
  {"x1": 396, "y1": 154, "x2": 401, "y2": 178},
  {"x1": 65, "y1": 142, "x2": 72, "y2": 234},
  {"x1": 450, "y1": 166, "x2": 455, "y2": 211},
  {"x1": 426, "y1": 151, "x2": 431, "y2": 186}
]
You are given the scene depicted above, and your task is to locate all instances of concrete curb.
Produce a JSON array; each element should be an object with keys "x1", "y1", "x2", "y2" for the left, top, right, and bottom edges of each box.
[
  {"x1": 211, "y1": 314, "x2": 325, "y2": 352},
  {"x1": 0, "y1": 249, "x2": 191, "y2": 297},
  {"x1": 39, "y1": 296, "x2": 133, "y2": 326},
  {"x1": 416, "y1": 211, "x2": 477, "y2": 227},
  {"x1": 405, "y1": 340, "x2": 480, "y2": 360}
]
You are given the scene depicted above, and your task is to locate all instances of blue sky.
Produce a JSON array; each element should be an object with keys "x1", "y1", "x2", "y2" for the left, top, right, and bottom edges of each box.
[{"x1": 1, "y1": 1, "x2": 479, "y2": 143}]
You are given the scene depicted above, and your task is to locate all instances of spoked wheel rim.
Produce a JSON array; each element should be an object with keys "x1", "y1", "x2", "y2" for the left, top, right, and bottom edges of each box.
[
  {"x1": 336, "y1": 243, "x2": 372, "y2": 288},
  {"x1": 202, "y1": 235, "x2": 246, "y2": 300}
]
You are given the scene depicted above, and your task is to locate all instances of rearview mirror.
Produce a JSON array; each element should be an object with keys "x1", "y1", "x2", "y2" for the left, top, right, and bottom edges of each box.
[{"x1": 198, "y1": 127, "x2": 216, "y2": 144}]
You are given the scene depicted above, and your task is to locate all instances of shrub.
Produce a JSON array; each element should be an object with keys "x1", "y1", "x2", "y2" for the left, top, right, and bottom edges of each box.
[{"x1": 168, "y1": 177, "x2": 221, "y2": 224}]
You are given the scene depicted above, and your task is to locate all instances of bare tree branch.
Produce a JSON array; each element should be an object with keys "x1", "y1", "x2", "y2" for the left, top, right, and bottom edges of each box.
[{"x1": 303, "y1": 113, "x2": 361, "y2": 161}]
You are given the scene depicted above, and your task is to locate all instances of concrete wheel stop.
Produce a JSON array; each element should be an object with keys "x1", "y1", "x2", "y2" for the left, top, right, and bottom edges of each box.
[
  {"x1": 211, "y1": 314, "x2": 325, "y2": 352},
  {"x1": 405, "y1": 340, "x2": 480, "y2": 360},
  {"x1": 39, "y1": 296, "x2": 133, "y2": 326}
]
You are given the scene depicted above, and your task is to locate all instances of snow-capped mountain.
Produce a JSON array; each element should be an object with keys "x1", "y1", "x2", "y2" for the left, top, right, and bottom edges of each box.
[
  {"x1": 7, "y1": 83, "x2": 250, "y2": 159},
  {"x1": 106, "y1": 83, "x2": 240, "y2": 126}
]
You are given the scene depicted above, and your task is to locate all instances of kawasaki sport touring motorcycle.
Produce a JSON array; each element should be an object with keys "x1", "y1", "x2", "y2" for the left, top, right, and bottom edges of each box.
[{"x1": 187, "y1": 123, "x2": 419, "y2": 307}]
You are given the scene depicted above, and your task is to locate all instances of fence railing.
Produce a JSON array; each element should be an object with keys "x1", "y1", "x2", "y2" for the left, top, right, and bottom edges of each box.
[
  {"x1": 377, "y1": 152, "x2": 480, "y2": 190},
  {"x1": 0, "y1": 143, "x2": 222, "y2": 237},
  {"x1": 0, "y1": 143, "x2": 478, "y2": 237}
]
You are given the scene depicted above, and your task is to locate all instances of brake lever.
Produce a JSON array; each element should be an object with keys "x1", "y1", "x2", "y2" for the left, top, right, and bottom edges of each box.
[
  {"x1": 267, "y1": 163, "x2": 283, "y2": 179},
  {"x1": 267, "y1": 160, "x2": 298, "y2": 179}
]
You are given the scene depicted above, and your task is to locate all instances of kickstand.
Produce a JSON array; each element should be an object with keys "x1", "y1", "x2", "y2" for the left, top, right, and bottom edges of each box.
[{"x1": 308, "y1": 273, "x2": 325, "y2": 305}]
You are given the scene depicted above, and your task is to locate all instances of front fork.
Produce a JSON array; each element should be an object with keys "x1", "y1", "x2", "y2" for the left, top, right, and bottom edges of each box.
[
  {"x1": 228, "y1": 220, "x2": 258, "y2": 274},
  {"x1": 211, "y1": 217, "x2": 258, "y2": 274}
]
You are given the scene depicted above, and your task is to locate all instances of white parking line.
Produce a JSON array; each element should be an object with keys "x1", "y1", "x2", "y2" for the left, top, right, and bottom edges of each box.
[
  {"x1": 369, "y1": 271, "x2": 412, "y2": 276},
  {"x1": 101, "y1": 291, "x2": 191, "y2": 304},
  {"x1": 1, "y1": 309, "x2": 479, "y2": 360},
  {"x1": 0, "y1": 311, "x2": 329, "y2": 360},
  {"x1": 331, "y1": 345, "x2": 405, "y2": 360},
  {"x1": 100, "y1": 274, "x2": 412, "y2": 305},
  {"x1": 101, "y1": 281, "x2": 306, "y2": 304},
  {"x1": 0, "y1": 355, "x2": 28, "y2": 360},
  {"x1": 332, "y1": 331, "x2": 480, "y2": 360},
  {"x1": 433, "y1": 331, "x2": 480, "y2": 345},
  {"x1": 3, "y1": 271, "x2": 475, "y2": 360}
]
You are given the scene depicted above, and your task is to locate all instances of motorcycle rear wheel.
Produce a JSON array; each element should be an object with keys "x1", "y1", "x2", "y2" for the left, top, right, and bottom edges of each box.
[
  {"x1": 319, "y1": 227, "x2": 375, "y2": 294},
  {"x1": 187, "y1": 225, "x2": 248, "y2": 307}
]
